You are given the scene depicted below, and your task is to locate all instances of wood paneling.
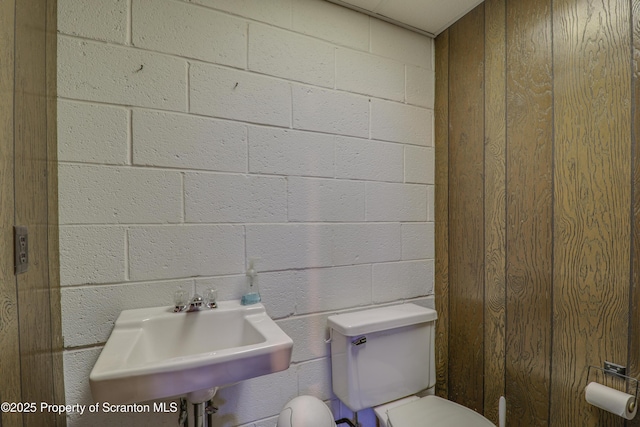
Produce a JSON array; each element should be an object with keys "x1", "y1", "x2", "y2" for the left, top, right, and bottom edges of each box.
[
  {"x1": 436, "y1": 1, "x2": 637, "y2": 425},
  {"x1": 0, "y1": 0, "x2": 23, "y2": 425},
  {"x1": 46, "y1": 1, "x2": 65, "y2": 424},
  {"x1": 551, "y1": 0, "x2": 631, "y2": 425},
  {"x1": 505, "y1": 0, "x2": 553, "y2": 424},
  {"x1": 434, "y1": 28, "x2": 450, "y2": 400},
  {"x1": 14, "y1": 0, "x2": 57, "y2": 423},
  {"x1": 0, "y1": 0, "x2": 63, "y2": 425},
  {"x1": 483, "y1": 0, "x2": 506, "y2": 422},
  {"x1": 630, "y1": 3, "x2": 640, "y2": 426},
  {"x1": 447, "y1": 4, "x2": 485, "y2": 412}
]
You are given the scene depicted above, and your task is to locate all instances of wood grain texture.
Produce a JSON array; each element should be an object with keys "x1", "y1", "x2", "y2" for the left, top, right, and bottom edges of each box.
[
  {"x1": 434, "y1": 28, "x2": 450, "y2": 400},
  {"x1": 442, "y1": 1, "x2": 636, "y2": 425},
  {"x1": 45, "y1": 0, "x2": 66, "y2": 424},
  {"x1": 14, "y1": 0, "x2": 57, "y2": 424},
  {"x1": 0, "y1": 1, "x2": 23, "y2": 426},
  {"x1": 505, "y1": 0, "x2": 554, "y2": 424},
  {"x1": 447, "y1": 4, "x2": 485, "y2": 413},
  {"x1": 551, "y1": 0, "x2": 631, "y2": 425},
  {"x1": 483, "y1": 0, "x2": 506, "y2": 422},
  {"x1": 629, "y1": 3, "x2": 640, "y2": 426}
]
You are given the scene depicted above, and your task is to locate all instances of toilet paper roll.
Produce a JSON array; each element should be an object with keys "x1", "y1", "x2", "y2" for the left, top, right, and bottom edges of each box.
[{"x1": 585, "y1": 382, "x2": 637, "y2": 420}]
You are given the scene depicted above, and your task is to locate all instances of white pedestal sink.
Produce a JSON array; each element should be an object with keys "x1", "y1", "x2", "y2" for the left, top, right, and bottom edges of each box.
[{"x1": 89, "y1": 300, "x2": 293, "y2": 405}]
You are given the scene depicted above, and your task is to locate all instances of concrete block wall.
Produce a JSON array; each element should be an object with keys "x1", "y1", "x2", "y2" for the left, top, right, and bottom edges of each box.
[{"x1": 57, "y1": 1, "x2": 435, "y2": 426}]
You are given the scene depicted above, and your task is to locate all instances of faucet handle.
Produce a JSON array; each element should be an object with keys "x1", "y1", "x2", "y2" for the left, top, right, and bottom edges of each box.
[
  {"x1": 173, "y1": 287, "x2": 189, "y2": 312},
  {"x1": 204, "y1": 288, "x2": 218, "y2": 309}
]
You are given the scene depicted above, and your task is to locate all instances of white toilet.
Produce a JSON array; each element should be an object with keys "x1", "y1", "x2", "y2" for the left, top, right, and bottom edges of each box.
[{"x1": 327, "y1": 303, "x2": 496, "y2": 427}]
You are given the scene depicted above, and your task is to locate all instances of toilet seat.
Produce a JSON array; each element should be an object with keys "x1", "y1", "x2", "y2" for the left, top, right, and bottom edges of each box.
[{"x1": 386, "y1": 396, "x2": 496, "y2": 427}]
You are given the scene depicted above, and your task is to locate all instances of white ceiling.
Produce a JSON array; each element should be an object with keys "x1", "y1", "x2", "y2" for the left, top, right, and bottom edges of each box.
[{"x1": 326, "y1": 0, "x2": 484, "y2": 37}]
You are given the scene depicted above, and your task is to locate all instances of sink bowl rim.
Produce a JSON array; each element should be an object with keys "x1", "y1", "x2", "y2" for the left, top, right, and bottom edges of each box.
[{"x1": 89, "y1": 300, "x2": 293, "y2": 402}]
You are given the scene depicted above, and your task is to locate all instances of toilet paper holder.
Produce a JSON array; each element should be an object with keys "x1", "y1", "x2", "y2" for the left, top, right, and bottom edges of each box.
[{"x1": 587, "y1": 364, "x2": 639, "y2": 411}]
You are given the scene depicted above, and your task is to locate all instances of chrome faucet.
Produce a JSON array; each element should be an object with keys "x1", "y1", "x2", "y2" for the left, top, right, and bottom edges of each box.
[
  {"x1": 173, "y1": 288, "x2": 217, "y2": 313},
  {"x1": 187, "y1": 293, "x2": 204, "y2": 312}
]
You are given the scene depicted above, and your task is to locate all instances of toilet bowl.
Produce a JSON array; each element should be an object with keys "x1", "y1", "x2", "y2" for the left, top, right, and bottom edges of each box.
[{"x1": 326, "y1": 304, "x2": 495, "y2": 427}]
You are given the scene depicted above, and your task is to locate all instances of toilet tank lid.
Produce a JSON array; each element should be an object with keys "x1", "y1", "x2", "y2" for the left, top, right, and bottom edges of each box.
[{"x1": 327, "y1": 304, "x2": 437, "y2": 336}]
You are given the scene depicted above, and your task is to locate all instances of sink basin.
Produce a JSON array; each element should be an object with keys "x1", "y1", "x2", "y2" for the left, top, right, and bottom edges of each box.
[{"x1": 89, "y1": 300, "x2": 293, "y2": 404}]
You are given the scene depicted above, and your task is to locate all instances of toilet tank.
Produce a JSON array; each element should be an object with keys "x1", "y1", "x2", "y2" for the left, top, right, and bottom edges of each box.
[{"x1": 327, "y1": 304, "x2": 437, "y2": 412}]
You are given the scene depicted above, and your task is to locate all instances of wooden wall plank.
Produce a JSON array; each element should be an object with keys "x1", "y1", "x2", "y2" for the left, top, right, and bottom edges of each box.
[
  {"x1": 551, "y1": 0, "x2": 631, "y2": 425},
  {"x1": 46, "y1": 0, "x2": 66, "y2": 424},
  {"x1": 505, "y1": 0, "x2": 553, "y2": 423},
  {"x1": 483, "y1": 0, "x2": 506, "y2": 422},
  {"x1": 434, "y1": 28, "x2": 450, "y2": 400},
  {"x1": 0, "y1": 0, "x2": 23, "y2": 426},
  {"x1": 447, "y1": 4, "x2": 485, "y2": 412},
  {"x1": 14, "y1": 0, "x2": 57, "y2": 424},
  {"x1": 629, "y1": 3, "x2": 640, "y2": 426}
]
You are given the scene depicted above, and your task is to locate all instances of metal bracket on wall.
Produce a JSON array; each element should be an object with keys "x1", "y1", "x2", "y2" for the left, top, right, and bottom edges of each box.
[
  {"x1": 14, "y1": 226, "x2": 28, "y2": 274},
  {"x1": 604, "y1": 361, "x2": 627, "y2": 378}
]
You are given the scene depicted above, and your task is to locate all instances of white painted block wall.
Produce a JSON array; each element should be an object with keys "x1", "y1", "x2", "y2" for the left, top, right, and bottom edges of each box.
[{"x1": 57, "y1": 1, "x2": 435, "y2": 426}]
